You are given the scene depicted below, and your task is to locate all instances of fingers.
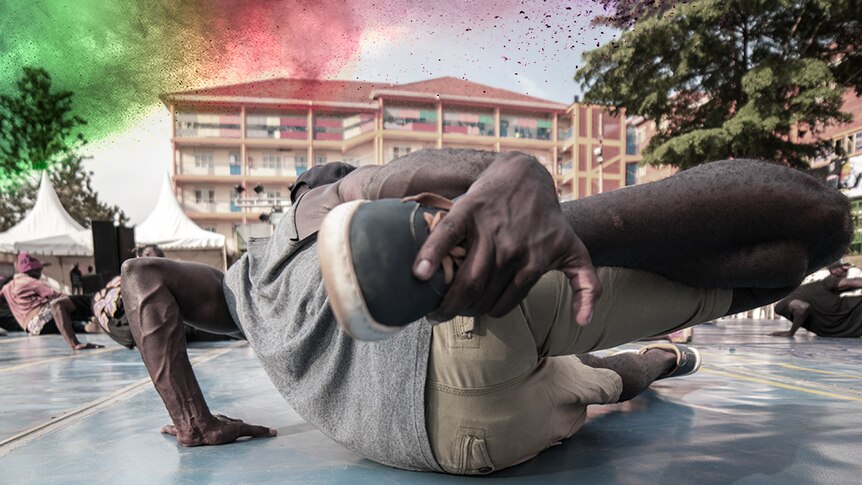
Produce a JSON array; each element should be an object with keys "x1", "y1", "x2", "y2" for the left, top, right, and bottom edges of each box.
[
  {"x1": 488, "y1": 264, "x2": 542, "y2": 318},
  {"x1": 215, "y1": 414, "x2": 242, "y2": 423},
  {"x1": 562, "y1": 265, "x2": 602, "y2": 326},
  {"x1": 239, "y1": 422, "x2": 278, "y2": 439},
  {"x1": 414, "y1": 208, "x2": 468, "y2": 281},
  {"x1": 428, "y1": 236, "x2": 494, "y2": 322},
  {"x1": 559, "y1": 238, "x2": 602, "y2": 326},
  {"x1": 75, "y1": 343, "x2": 105, "y2": 350}
]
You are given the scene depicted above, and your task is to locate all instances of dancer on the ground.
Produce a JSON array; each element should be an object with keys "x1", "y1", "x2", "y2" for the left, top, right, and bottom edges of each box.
[
  {"x1": 772, "y1": 260, "x2": 862, "y2": 338},
  {"x1": 122, "y1": 149, "x2": 850, "y2": 475},
  {"x1": 0, "y1": 252, "x2": 102, "y2": 350}
]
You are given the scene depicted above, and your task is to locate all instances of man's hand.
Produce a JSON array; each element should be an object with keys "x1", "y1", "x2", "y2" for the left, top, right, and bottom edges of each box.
[
  {"x1": 413, "y1": 152, "x2": 602, "y2": 324},
  {"x1": 73, "y1": 342, "x2": 105, "y2": 350},
  {"x1": 161, "y1": 413, "x2": 277, "y2": 447},
  {"x1": 769, "y1": 331, "x2": 795, "y2": 337}
]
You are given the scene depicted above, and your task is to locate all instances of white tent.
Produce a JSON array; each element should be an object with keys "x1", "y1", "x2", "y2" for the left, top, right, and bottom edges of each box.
[
  {"x1": 5, "y1": 172, "x2": 227, "y2": 276},
  {"x1": 14, "y1": 228, "x2": 92, "y2": 256},
  {"x1": 136, "y1": 173, "x2": 226, "y2": 250},
  {"x1": 0, "y1": 173, "x2": 93, "y2": 290},
  {"x1": 135, "y1": 173, "x2": 227, "y2": 270},
  {"x1": 0, "y1": 172, "x2": 84, "y2": 252}
]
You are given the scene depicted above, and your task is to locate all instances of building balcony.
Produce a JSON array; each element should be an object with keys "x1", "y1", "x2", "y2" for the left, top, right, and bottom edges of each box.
[
  {"x1": 184, "y1": 200, "x2": 239, "y2": 214},
  {"x1": 173, "y1": 136, "x2": 243, "y2": 146},
  {"x1": 174, "y1": 174, "x2": 242, "y2": 184}
]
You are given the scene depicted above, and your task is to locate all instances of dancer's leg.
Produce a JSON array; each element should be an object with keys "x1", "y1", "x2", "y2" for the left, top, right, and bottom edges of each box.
[{"x1": 562, "y1": 159, "x2": 851, "y2": 312}]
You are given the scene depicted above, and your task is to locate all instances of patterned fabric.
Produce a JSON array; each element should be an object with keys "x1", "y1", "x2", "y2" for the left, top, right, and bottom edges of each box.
[
  {"x1": 92, "y1": 276, "x2": 123, "y2": 333},
  {"x1": 25, "y1": 304, "x2": 53, "y2": 335}
]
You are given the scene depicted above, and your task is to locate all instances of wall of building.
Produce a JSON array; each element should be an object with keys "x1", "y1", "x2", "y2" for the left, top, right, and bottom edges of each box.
[{"x1": 168, "y1": 98, "x2": 641, "y2": 254}]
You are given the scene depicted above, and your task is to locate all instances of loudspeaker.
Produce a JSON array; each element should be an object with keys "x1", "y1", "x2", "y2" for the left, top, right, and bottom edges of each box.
[
  {"x1": 117, "y1": 226, "x2": 136, "y2": 265},
  {"x1": 92, "y1": 221, "x2": 119, "y2": 279},
  {"x1": 81, "y1": 274, "x2": 104, "y2": 295}
]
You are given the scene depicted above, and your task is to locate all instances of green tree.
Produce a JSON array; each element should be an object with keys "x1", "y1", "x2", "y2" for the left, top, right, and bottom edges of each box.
[
  {"x1": 0, "y1": 67, "x2": 86, "y2": 189},
  {"x1": 0, "y1": 155, "x2": 128, "y2": 232},
  {"x1": 593, "y1": 0, "x2": 689, "y2": 29},
  {"x1": 576, "y1": 0, "x2": 862, "y2": 169}
]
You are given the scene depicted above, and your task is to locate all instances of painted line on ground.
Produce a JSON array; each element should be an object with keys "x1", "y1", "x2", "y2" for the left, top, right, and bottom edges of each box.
[
  {"x1": 700, "y1": 367, "x2": 862, "y2": 401},
  {"x1": 0, "y1": 347, "x2": 124, "y2": 372},
  {"x1": 0, "y1": 342, "x2": 245, "y2": 457},
  {"x1": 0, "y1": 336, "x2": 31, "y2": 344},
  {"x1": 775, "y1": 363, "x2": 862, "y2": 379},
  {"x1": 708, "y1": 363, "x2": 862, "y2": 396}
]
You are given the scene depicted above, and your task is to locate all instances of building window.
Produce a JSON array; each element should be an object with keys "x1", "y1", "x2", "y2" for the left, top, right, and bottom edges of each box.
[
  {"x1": 229, "y1": 152, "x2": 241, "y2": 175},
  {"x1": 246, "y1": 113, "x2": 308, "y2": 140},
  {"x1": 194, "y1": 189, "x2": 215, "y2": 204},
  {"x1": 625, "y1": 162, "x2": 638, "y2": 186},
  {"x1": 626, "y1": 126, "x2": 638, "y2": 155},
  {"x1": 262, "y1": 154, "x2": 282, "y2": 169},
  {"x1": 443, "y1": 110, "x2": 495, "y2": 136},
  {"x1": 295, "y1": 156, "x2": 308, "y2": 175},
  {"x1": 201, "y1": 226, "x2": 218, "y2": 233},
  {"x1": 557, "y1": 117, "x2": 573, "y2": 141},
  {"x1": 383, "y1": 106, "x2": 437, "y2": 132},
  {"x1": 194, "y1": 153, "x2": 214, "y2": 168},
  {"x1": 500, "y1": 114, "x2": 552, "y2": 140},
  {"x1": 175, "y1": 112, "x2": 241, "y2": 138},
  {"x1": 314, "y1": 155, "x2": 327, "y2": 166},
  {"x1": 392, "y1": 146, "x2": 412, "y2": 160},
  {"x1": 314, "y1": 113, "x2": 376, "y2": 141}
]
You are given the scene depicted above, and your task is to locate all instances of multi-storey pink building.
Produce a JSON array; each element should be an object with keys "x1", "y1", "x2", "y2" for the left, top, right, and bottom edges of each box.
[{"x1": 160, "y1": 77, "x2": 631, "y2": 252}]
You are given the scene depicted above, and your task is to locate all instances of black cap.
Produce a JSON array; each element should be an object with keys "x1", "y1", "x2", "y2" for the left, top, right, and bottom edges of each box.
[{"x1": 290, "y1": 162, "x2": 357, "y2": 203}]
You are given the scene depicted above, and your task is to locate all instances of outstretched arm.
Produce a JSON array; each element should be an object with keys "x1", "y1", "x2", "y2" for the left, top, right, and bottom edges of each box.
[
  {"x1": 122, "y1": 258, "x2": 275, "y2": 446},
  {"x1": 770, "y1": 299, "x2": 810, "y2": 337},
  {"x1": 50, "y1": 296, "x2": 104, "y2": 350}
]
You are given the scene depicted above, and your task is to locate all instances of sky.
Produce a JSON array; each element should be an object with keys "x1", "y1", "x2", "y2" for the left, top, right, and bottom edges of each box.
[{"x1": 0, "y1": 0, "x2": 619, "y2": 224}]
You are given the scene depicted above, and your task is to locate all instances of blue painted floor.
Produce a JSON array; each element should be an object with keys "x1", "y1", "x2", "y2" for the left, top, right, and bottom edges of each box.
[{"x1": 1, "y1": 319, "x2": 861, "y2": 484}]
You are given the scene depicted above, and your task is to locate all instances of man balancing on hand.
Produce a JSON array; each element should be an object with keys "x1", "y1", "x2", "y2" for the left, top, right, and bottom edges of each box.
[
  {"x1": 122, "y1": 149, "x2": 850, "y2": 475},
  {"x1": 771, "y1": 260, "x2": 862, "y2": 338}
]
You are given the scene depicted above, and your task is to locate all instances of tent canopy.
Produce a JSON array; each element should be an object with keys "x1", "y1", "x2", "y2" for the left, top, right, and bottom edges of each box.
[
  {"x1": 10, "y1": 173, "x2": 225, "y2": 256},
  {"x1": 13, "y1": 229, "x2": 92, "y2": 256},
  {"x1": 135, "y1": 173, "x2": 225, "y2": 249},
  {"x1": 0, "y1": 172, "x2": 84, "y2": 252}
]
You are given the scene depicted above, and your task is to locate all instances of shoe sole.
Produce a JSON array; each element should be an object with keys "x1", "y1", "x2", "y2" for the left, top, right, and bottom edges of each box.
[
  {"x1": 318, "y1": 200, "x2": 404, "y2": 341},
  {"x1": 640, "y1": 343, "x2": 701, "y2": 379}
]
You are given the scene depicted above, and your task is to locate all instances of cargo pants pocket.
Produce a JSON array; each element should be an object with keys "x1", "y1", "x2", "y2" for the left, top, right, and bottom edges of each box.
[{"x1": 456, "y1": 427, "x2": 495, "y2": 475}]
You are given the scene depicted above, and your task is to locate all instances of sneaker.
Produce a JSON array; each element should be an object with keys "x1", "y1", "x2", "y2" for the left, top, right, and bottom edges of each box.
[
  {"x1": 0, "y1": 327, "x2": 6, "y2": 336},
  {"x1": 639, "y1": 343, "x2": 702, "y2": 380},
  {"x1": 318, "y1": 193, "x2": 463, "y2": 340}
]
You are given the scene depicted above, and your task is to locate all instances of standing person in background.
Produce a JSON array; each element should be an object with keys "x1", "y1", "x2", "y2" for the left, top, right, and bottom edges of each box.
[{"x1": 70, "y1": 263, "x2": 83, "y2": 295}]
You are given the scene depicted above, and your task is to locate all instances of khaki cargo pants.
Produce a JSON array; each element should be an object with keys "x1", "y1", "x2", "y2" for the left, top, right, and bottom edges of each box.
[{"x1": 426, "y1": 267, "x2": 732, "y2": 475}]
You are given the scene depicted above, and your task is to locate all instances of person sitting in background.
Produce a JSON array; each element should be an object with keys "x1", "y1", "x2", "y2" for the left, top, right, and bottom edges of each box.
[
  {"x1": 0, "y1": 252, "x2": 102, "y2": 350},
  {"x1": 771, "y1": 260, "x2": 862, "y2": 338},
  {"x1": 1, "y1": 275, "x2": 18, "y2": 335},
  {"x1": 92, "y1": 244, "x2": 235, "y2": 349}
]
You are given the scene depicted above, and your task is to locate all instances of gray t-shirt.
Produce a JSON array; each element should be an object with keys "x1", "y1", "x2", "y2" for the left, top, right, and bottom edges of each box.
[{"x1": 222, "y1": 204, "x2": 441, "y2": 472}]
